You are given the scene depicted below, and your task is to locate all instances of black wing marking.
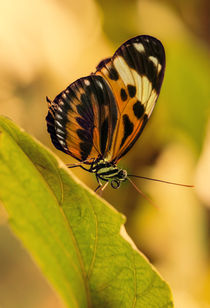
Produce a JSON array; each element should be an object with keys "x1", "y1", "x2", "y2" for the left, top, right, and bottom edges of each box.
[{"x1": 46, "y1": 75, "x2": 118, "y2": 162}]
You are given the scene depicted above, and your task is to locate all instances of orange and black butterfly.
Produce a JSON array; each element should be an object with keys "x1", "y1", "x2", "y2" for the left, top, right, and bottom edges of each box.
[{"x1": 46, "y1": 35, "x2": 165, "y2": 190}]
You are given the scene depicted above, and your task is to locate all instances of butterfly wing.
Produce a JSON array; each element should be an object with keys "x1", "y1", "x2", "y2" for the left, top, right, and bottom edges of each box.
[
  {"x1": 46, "y1": 35, "x2": 165, "y2": 164},
  {"x1": 46, "y1": 75, "x2": 118, "y2": 163},
  {"x1": 96, "y1": 35, "x2": 165, "y2": 163}
]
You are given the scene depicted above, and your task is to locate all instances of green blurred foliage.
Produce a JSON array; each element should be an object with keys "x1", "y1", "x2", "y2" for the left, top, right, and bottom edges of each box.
[
  {"x1": 96, "y1": 0, "x2": 140, "y2": 46},
  {"x1": 163, "y1": 38, "x2": 210, "y2": 152}
]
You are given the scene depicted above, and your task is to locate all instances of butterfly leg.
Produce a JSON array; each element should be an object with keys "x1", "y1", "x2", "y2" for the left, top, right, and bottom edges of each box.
[
  {"x1": 66, "y1": 162, "x2": 92, "y2": 171},
  {"x1": 95, "y1": 184, "x2": 102, "y2": 192},
  {"x1": 95, "y1": 174, "x2": 102, "y2": 192},
  {"x1": 67, "y1": 159, "x2": 94, "y2": 172},
  {"x1": 67, "y1": 163, "x2": 82, "y2": 169},
  {"x1": 95, "y1": 183, "x2": 109, "y2": 197},
  {"x1": 101, "y1": 182, "x2": 109, "y2": 191},
  {"x1": 95, "y1": 175, "x2": 109, "y2": 195}
]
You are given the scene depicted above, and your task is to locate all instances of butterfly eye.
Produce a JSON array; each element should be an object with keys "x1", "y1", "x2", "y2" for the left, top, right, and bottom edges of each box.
[
  {"x1": 111, "y1": 180, "x2": 120, "y2": 189},
  {"x1": 118, "y1": 169, "x2": 127, "y2": 179}
]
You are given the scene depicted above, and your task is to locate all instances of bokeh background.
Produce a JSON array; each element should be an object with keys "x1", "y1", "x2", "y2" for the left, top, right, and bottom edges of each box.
[{"x1": 0, "y1": 0, "x2": 209, "y2": 307}]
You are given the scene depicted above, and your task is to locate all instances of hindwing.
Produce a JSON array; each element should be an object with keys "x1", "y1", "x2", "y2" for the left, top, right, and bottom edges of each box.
[{"x1": 46, "y1": 75, "x2": 118, "y2": 162}]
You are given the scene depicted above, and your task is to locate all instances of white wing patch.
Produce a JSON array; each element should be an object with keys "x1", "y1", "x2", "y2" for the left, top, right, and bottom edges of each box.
[
  {"x1": 130, "y1": 70, "x2": 142, "y2": 101},
  {"x1": 55, "y1": 120, "x2": 63, "y2": 128},
  {"x1": 149, "y1": 56, "x2": 158, "y2": 66},
  {"x1": 113, "y1": 56, "x2": 134, "y2": 86},
  {"x1": 146, "y1": 90, "x2": 158, "y2": 117},
  {"x1": 62, "y1": 93, "x2": 67, "y2": 100},
  {"x1": 84, "y1": 79, "x2": 91, "y2": 86},
  {"x1": 141, "y1": 76, "x2": 152, "y2": 104},
  {"x1": 96, "y1": 79, "x2": 104, "y2": 89},
  {"x1": 133, "y1": 42, "x2": 145, "y2": 53},
  {"x1": 149, "y1": 56, "x2": 162, "y2": 74},
  {"x1": 157, "y1": 63, "x2": 162, "y2": 74}
]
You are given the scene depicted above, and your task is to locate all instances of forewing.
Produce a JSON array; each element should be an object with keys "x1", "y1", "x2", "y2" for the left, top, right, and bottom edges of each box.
[
  {"x1": 96, "y1": 35, "x2": 165, "y2": 162},
  {"x1": 46, "y1": 75, "x2": 118, "y2": 163}
]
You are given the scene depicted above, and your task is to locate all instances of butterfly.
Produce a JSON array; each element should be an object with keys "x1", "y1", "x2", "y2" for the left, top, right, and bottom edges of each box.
[{"x1": 46, "y1": 35, "x2": 166, "y2": 191}]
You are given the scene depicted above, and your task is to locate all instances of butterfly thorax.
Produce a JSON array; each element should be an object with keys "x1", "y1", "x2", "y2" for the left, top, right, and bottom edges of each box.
[{"x1": 90, "y1": 159, "x2": 127, "y2": 189}]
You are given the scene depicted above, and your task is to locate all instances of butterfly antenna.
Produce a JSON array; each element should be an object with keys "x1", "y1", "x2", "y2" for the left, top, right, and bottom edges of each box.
[
  {"x1": 127, "y1": 177, "x2": 158, "y2": 209},
  {"x1": 127, "y1": 175, "x2": 194, "y2": 188}
]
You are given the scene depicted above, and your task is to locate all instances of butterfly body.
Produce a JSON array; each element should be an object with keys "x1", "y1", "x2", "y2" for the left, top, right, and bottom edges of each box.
[
  {"x1": 46, "y1": 35, "x2": 165, "y2": 189},
  {"x1": 85, "y1": 159, "x2": 127, "y2": 188}
]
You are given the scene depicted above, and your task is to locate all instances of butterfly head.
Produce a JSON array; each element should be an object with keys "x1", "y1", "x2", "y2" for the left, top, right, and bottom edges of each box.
[
  {"x1": 110, "y1": 169, "x2": 128, "y2": 189},
  {"x1": 91, "y1": 159, "x2": 127, "y2": 189}
]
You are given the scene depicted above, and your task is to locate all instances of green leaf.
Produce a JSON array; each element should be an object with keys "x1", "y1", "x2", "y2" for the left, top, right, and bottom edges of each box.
[{"x1": 0, "y1": 116, "x2": 174, "y2": 308}]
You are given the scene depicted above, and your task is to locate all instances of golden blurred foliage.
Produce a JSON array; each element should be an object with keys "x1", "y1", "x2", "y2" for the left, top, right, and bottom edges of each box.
[{"x1": 0, "y1": 0, "x2": 210, "y2": 307}]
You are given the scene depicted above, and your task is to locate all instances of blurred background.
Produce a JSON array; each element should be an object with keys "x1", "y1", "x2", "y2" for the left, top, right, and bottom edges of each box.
[{"x1": 0, "y1": 0, "x2": 209, "y2": 307}]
